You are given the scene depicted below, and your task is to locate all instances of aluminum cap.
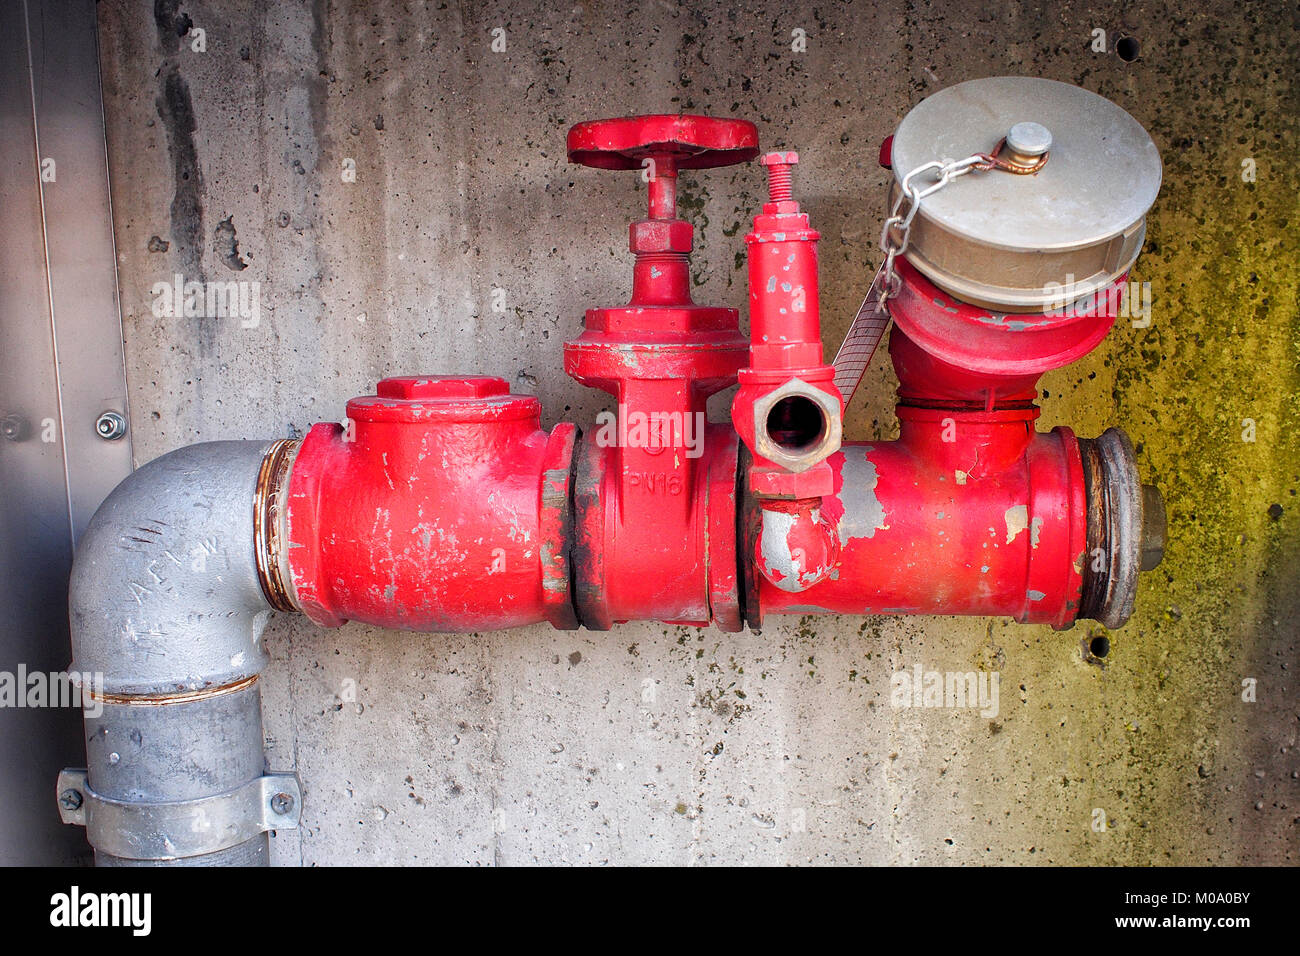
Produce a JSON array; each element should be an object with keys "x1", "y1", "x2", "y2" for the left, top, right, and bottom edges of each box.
[{"x1": 890, "y1": 76, "x2": 1162, "y2": 312}]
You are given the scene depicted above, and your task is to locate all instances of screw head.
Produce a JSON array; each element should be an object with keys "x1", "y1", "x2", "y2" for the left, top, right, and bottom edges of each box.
[
  {"x1": 59, "y1": 789, "x2": 83, "y2": 811},
  {"x1": 95, "y1": 410, "x2": 127, "y2": 441},
  {"x1": 270, "y1": 791, "x2": 295, "y2": 816},
  {"x1": 1, "y1": 415, "x2": 27, "y2": 442}
]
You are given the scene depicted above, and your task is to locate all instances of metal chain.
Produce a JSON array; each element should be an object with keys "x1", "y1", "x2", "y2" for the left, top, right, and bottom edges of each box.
[
  {"x1": 877, "y1": 154, "x2": 987, "y2": 308},
  {"x1": 876, "y1": 140, "x2": 1048, "y2": 309},
  {"x1": 833, "y1": 138, "x2": 1051, "y2": 409}
]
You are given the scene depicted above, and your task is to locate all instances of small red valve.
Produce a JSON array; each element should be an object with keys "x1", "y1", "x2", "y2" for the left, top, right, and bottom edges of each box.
[{"x1": 733, "y1": 149, "x2": 842, "y2": 502}]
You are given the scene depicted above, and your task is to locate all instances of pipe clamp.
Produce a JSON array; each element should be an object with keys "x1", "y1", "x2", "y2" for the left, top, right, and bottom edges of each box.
[{"x1": 56, "y1": 769, "x2": 302, "y2": 861}]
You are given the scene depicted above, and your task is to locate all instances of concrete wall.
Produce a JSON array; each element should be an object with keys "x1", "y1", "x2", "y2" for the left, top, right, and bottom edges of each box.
[{"x1": 94, "y1": 0, "x2": 1297, "y2": 864}]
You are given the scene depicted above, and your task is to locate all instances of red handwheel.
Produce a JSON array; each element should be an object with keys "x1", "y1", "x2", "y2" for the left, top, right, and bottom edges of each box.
[
  {"x1": 567, "y1": 114, "x2": 758, "y2": 170},
  {"x1": 567, "y1": 115, "x2": 758, "y2": 220}
]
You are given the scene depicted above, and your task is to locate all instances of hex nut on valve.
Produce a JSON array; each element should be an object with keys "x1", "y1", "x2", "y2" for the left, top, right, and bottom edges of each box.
[
  {"x1": 95, "y1": 410, "x2": 127, "y2": 441},
  {"x1": 751, "y1": 379, "x2": 842, "y2": 474}
]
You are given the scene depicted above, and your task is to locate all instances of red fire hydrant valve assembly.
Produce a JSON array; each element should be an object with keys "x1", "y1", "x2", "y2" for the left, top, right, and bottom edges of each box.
[
  {"x1": 57, "y1": 77, "x2": 1172, "y2": 865},
  {"x1": 260, "y1": 79, "x2": 1166, "y2": 638}
]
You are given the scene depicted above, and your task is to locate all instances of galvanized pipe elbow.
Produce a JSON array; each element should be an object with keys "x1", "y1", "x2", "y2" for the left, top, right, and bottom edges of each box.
[
  {"x1": 60, "y1": 440, "x2": 301, "y2": 865},
  {"x1": 69, "y1": 441, "x2": 277, "y2": 693}
]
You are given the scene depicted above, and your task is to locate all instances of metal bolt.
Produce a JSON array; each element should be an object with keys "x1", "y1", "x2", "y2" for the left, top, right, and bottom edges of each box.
[
  {"x1": 1006, "y1": 121, "x2": 1052, "y2": 157},
  {"x1": 59, "y1": 788, "x2": 83, "y2": 811},
  {"x1": 95, "y1": 410, "x2": 127, "y2": 441},
  {"x1": 759, "y1": 151, "x2": 799, "y2": 202},
  {"x1": 270, "y1": 791, "x2": 295, "y2": 816}
]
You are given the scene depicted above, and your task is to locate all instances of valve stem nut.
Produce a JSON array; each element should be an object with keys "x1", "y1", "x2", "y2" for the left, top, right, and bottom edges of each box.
[{"x1": 629, "y1": 218, "x2": 694, "y2": 255}]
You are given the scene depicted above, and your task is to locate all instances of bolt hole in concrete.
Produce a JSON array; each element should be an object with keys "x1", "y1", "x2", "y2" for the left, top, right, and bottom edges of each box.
[
  {"x1": 1115, "y1": 36, "x2": 1140, "y2": 62},
  {"x1": 765, "y1": 395, "x2": 826, "y2": 452},
  {"x1": 1089, "y1": 635, "x2": 1111, "y2": 659}
]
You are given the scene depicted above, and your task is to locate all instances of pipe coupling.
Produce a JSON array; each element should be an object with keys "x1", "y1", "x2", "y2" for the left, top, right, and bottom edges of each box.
[
  {"x1": 254, "y1": 438, "x2": 300, "y2": 613},
  {"x1": 1078, "y1": 428, "x2": 1165, "y2": 628},
  {"x1": 57, "y1": 765, "x2": 302, "y2": 861}
]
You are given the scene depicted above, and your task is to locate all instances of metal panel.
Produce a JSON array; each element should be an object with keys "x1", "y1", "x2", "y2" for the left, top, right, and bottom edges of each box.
[
  {"x1": 27, "y1": 0, "x2": 134, "y2": 539},
  {"x1": 0, "y1": 0, "x2": 131, "y2": 864}
]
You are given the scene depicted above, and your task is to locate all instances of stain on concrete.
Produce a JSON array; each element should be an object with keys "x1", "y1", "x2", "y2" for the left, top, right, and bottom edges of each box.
[
  {"x1": 154, "y1": 64, "x2": 203, "y2": 285},
  {"x1": 152, "y1": 0, "x2": 187, "y2": 52}
]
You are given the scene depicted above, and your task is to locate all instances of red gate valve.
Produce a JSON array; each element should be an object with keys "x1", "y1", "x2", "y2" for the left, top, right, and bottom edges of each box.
[
  {"x1": 565, "y1": 114, "x2": 758, "y2": 339},
  {"x1": 562, "y1": 115, "x2": 757, "y2": 629}
]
